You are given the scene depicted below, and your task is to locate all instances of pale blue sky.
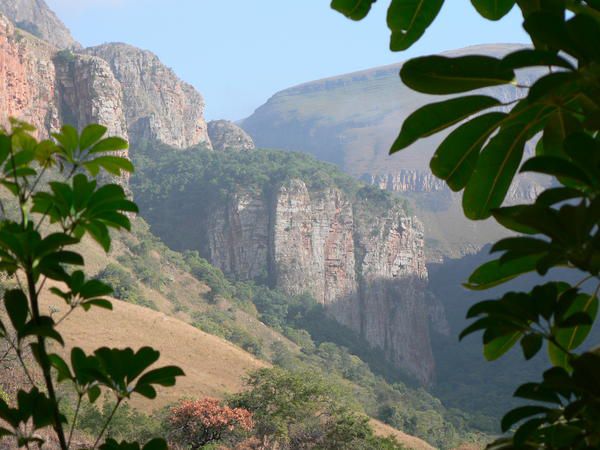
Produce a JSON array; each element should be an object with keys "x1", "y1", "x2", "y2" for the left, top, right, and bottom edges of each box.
[{"x1": 46, "y1": 1, "x2": 528, "y2": 121}]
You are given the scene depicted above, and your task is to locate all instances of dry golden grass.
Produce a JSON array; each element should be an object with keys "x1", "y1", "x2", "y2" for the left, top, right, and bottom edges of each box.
[
  {"x1": 369, "y1": 419, "x2": 436, "y2": 450},
  {"x1": 43, "y1": 294, "x2": 265, "y2": 411}
]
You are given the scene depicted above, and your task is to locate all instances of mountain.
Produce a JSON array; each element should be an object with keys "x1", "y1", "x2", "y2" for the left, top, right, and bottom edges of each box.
[
  {"x1": 0, "y1": 8, "x2": 211, "y2": 161},
  {"x1": 0, "y1": 0, "x2": 79, "y2": 49},
  {"x1": 240, "y1": 45, "x2": 549, "y2": 259}
]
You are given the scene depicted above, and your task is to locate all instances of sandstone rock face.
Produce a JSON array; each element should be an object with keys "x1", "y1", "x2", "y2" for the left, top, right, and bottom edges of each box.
[
  {"x1": 0, "y1": 0, "x2": 79, "y2": 49},
  {"x1": 55, "y1": 53, "x2": 128, "y2": 140},
  {"x1": 208, "y1": 120, "x2": 255, "y2": 152},
  {"x1": 354, "y1": 207, "x2": 433, "y2": 383},
  {"x1": 366, "y1": 168, "x2": 545, "y2": 203},
  {"x1": 204, "y1": 178, "x2": 434, "y2": 383},
  {"x1": 206, "y1": 189, "x2": 270, "y2": 281},
  {"x1": 366, "y1": 170, "x2": 446, "y2": 193},
  {"x1": 0, "y1": 14, "x2": 60, "y2": 136},
  {"x1": 86, "y1": 43, "x2": 212, "y2": 150},
  {"x1": 273, "y1": 179, "x2": 359, "y2": 329}
]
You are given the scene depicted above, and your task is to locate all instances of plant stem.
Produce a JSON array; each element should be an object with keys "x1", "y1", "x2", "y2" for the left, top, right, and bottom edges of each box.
[
  {"x1": 67, "y1": 393, "x2": 83, "y2": 447},
  {"x1": 93, "y1": 398, "x2": 122, "y2": 449},
  {"x1": 26, "y1": 272, "x2": 69, "y2": 450}
]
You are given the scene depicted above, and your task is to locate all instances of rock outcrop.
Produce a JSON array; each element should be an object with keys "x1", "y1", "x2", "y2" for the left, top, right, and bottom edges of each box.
[
  {"x1": 86, "y1": 43, "x2": 212, "y2": 150},
  {"x1": 206, "y1": 189, "x2": 270, "y2": 281},
  {"x1": 365, "y1": 171, "x2": 446, "y2": 193},
  {"x1": 0, "y1": 0, "x2": 79, "y2": 49},
  {"x1": 365, "y1": 169, "x2": 546, "y2": 203},
  {"x1": 54, "y1": 52, "x2": 129, "y2": 140},
  {"x1": 0, "y1": 14, "x2": 60, "y2": 136},
  {"x1": 208, "y1": 120, "x2": 255, "y2": 152},
  {"x1": 203, "y1": 179, "x2": 434, "y2": 384}
]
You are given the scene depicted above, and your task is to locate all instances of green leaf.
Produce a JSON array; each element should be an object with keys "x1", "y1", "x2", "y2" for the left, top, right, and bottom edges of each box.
[
  {"x1": 0, "y1": 135, "x2": 11, "y2": 166},
  {"x1": 21, "y1": 317, "x2": 64, "y2": 345},
  {"x1": 501, "y1": 406, "x2": 550, "y2": 432},
  {"x1": 330, "y1": 0, "x2": 377, "y2": 20},
  {"x1": 501, "y1": 49, "x2": 575, "y2": 70},
  {"x1": 550, "y1": 292, "x2": 598, "y2": 369},
  {"x1": 520, "y1": 333, "x2": 543, "y2": 360},
  {"x1": 514, "y1": 382, "x2": 561, "y2": 404},
  {"x1": 48, "y1": 354, "x2": 73, "y2": 382},
  {"x1": 387, "y1": 0, "x2": 444, "y2": 51},
  {"x1": 89, "y1": 137, "x2": 128, "y2": 154},
  {"x1": 484, "y1": 331, "x2": 521, "y2": 361},
  {"x1": 536, "y1": 187, "x2": 584, "y2": 206},
  {"x1": 391, "y1": 95, "x2": 501, "y2": 152},
  {"x1": 471, "y1": 0, "x2": 515, "y2": 20},
  {"x1": 84, "y1": 156, "x2": 133, "y2": 176},
  {"x1": 541, "y1": 110, "x2": 581, "y2": 156},
  {"x1": 520, "y1": 156, "x2": 592, "y2": 186},
  {"x1": 52, "y1": 125, "x2": 79, "y2": 158},
  {"x1": 79, "y1": 124, "x2": 107, "y2": 150},
  {"x1": 4, "y1": 290, "x2": 28, "y2": 332},
  {"x1": 463, "y1": 125, "x2": 528, "y2": 220},
  {"x1": 400, "y1": 55, "x2": 515, "y2": 94},
  {"x1": 431, "y1": 112, "x2": 507, "y2": 191},
  {"x1": 466, "y1": 254, "x2": 542, "y2": 290}
]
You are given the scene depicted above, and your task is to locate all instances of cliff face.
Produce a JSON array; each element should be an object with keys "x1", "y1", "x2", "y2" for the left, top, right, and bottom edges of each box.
[
  {"x1": 206, "y1": 189, "x2": 270, "y2": 281},
  {"x1": 54, "y1": 53, "x2": 129, "y2": 140},
  {"x1": 366, "y1": 169, "x2": 545, "y2": 203},
  {"x1": 0, "y1": 0, "x2": 79, "y2": 49},
  {"x1": 1, "y1": 2, "x2": 212, "y2": 153},
  {"x1": 208, "y1": 120, "x2": 255, "y2": 152},
  {"x1": 204, "y1": 179, "x2": 434, "y2": 384},
  {"x1": 0, "y1": 14, "x2": 60, "y2": 136},
  {"x1": 86, "y1": 43, "x2": 212, "y2": 150}
]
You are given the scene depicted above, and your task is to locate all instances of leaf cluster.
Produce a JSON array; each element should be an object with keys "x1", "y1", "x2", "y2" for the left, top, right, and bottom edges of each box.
[
  {"x1": 0, "y1": 122, "x2": 183, "y2": 449},
  {"x1": 331, "y1": 1, "x2": 600, "y2": 448}
]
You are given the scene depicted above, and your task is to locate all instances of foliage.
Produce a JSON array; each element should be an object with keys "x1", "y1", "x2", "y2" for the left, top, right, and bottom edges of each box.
[
  {"x1": 230, "y1": 367, "x2": 406, "y2": 450},
  {"x1": 167, "y1": 398, "x2": 253, "y2": 449},
  {"x1": 96, "y1": 263, "x2": 157, "y2": 310},
  {"x1": 332, "y1": 1, "x2": 600, "y2": 448},
  {"x1": 0, "y1": 121, "x2": 183, "y2": 449},
  {"x1": 130, "y1": 143, "x2": 406, "y2": 260},
  {"x1": 77, "y1": 398, "x2": 162, "y2": 444}
]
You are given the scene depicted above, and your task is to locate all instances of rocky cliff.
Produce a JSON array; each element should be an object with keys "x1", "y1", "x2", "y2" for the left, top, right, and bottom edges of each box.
[
  {"x1": 208, "y1": 120, "x2": 255, "y2": 152},
  {"x1": 1, "y1": 2, "x2": 212, "y2": 154},
  {"x1": 201, "y1": 177, "x2": 434, "y2": 383},
  {"x1": 86, "y1": 43, "x2": 212, "y2": 150},
  {"x1": 0, "y1": 0, "x2": 79, "y2": 49},
  {"x1": 0, "y1": 14, "x2": 60, "y2": 136}
]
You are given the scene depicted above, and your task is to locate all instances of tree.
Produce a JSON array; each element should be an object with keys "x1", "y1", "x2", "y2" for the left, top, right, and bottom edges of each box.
[
  {"x1": 0, "y1": 120, "x2": 184, "y2": 449},
  {"x1": 167, "y1": 398, "x2": 253, "y2": 449},
  {"x1": 331, "y1": 1, "x2": 599, "y2": 448},
  {"x1": 230, "y1": 367, "x2": 405, "y2": 449}
]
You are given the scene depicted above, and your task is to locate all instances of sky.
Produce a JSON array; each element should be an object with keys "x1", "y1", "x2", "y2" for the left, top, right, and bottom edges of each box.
[{"x1": 46, "y1": 1, "x2": 529, "y2": 121}]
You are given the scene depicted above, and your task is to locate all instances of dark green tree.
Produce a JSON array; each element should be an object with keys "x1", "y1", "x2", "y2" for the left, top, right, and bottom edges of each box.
[
  {"x1": 0, "y1": 120, "x2": 183, "y2": 449},
  {"x1": 331, "y1": 1, "x2": 600, "y2": 448}
]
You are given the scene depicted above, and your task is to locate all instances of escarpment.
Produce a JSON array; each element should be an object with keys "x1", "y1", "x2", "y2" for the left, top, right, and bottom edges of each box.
[
  {"x1": 143, "y1": 167, "x2": 434, "y2": 384},
  {"x1": 191, "y1": 176, "x2": 434, "y2": 384},
  {"x1": 0, "y1": 10, "x2": 212, "y2": 155},
  {"x1": 85, "y1": 43, "x2": 212, "y2": 150}
]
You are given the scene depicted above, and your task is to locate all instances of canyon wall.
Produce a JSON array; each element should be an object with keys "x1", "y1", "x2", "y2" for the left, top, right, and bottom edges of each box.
[{"x1": 203, "y1": 179, "x2": 434, "y2": 384}]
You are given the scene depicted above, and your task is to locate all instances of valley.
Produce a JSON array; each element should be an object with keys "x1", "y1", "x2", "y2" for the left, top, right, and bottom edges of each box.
[{"x1": 0, "y1": 1, "x2": 587, "y2": 449}]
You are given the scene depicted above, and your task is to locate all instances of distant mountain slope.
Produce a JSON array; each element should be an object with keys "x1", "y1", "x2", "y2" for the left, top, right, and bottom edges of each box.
[
  {"x1": 0, "y1": 0, "x2": 78, "y2": 49},
  {"x1": 241, "y1": 44, "x2": 523, "y2": 177},
  {"x1": 241, "y1": 44, "x2": 549, "y2": 260}
]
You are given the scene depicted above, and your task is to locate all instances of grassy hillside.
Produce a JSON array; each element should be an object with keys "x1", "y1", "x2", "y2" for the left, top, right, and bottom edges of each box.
[
  {"x1": 0, "y1": 215, "x2": 490, "y2": 449},
  {"x1": 240, "y1": 44, "x2": 523, "y2": 177}
]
